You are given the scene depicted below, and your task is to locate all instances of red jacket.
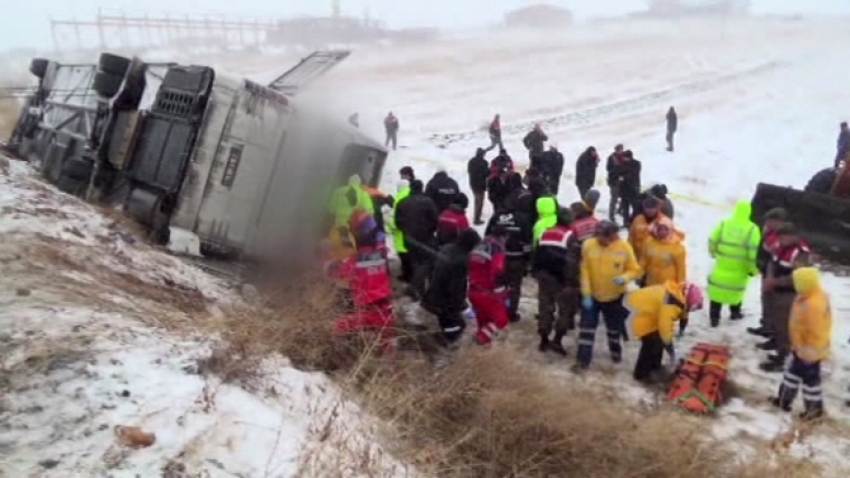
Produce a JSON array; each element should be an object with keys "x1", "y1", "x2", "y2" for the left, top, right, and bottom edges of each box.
[
  {"x1": 336, "y1": 246, "x2": 392, "y2": 307},
  {"x1": 569, "y1": 215, "x2": 600, "y2": 243},
  {"x1": 468, "y1": 237, "x2": 507, "y2": 292},
  {"x1": 437, "y1": 207, "x2": 470, "y2": 245}
]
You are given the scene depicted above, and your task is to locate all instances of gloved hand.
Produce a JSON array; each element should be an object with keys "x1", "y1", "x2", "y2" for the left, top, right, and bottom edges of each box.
[
  {"x1": 581, "y1": 295, "x2": 594, "y2": 311},
  {"x1": 612, "y1": 276, "x2": 626, "y2": 286}
]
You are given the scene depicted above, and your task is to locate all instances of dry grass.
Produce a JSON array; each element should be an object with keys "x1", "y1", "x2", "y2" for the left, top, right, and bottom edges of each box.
[
  {"x1": 196, "y1": 278, "x2": 836, "y2": 478},
  {"x1": 0, "y1": 97, "x2": 21, "y2": 140}
]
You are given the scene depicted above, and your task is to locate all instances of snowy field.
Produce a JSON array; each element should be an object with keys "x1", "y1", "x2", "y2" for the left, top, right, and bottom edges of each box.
[{"x1": 2, "y1": 15, "x2": 850, "y2": 476}]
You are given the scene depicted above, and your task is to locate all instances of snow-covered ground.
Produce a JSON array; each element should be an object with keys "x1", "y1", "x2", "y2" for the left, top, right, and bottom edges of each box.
[
  {"x1": 0, "y1": 160, "x2": 410, "y2": 477},
  {"x1": 3, "y1": 15, "x2": 850, "y2": 476}
]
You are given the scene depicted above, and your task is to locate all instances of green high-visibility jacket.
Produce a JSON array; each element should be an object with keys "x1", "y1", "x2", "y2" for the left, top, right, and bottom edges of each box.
[
  {"x1": 533, "y1": 196, "x2": 558, "y2": 244},
  {"x1": 707, "y1": 200, "x2": 761, "y2": 305},
  {"x1": 390, "y1": 186, "x2": 411, "y2": 253},
  {"x1": 329, "y1": 184, "x2": 374, "y2": 226}
]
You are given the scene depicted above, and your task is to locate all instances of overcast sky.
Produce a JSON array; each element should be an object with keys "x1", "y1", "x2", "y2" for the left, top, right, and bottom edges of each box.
[{"x1": 1, "y1": 0, "x2": 848, "y2": 52}]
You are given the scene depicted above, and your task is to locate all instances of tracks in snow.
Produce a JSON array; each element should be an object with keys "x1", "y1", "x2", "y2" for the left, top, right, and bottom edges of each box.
[{"x1": 427, "y1": 60, "x2": 785, "y2": 148}]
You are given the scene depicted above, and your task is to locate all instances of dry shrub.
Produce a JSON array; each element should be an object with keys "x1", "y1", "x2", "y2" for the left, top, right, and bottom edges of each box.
[{"x1": 0, "y1": 97, "x2": 22, "y2": 140}]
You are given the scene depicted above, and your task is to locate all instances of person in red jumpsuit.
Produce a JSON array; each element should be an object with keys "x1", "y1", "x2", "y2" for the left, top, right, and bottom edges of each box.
[
  {"x1": 468, "y1": 224, "x2": 510, "y2": 345},
  {"x1": 332, "y1": 210, "x2": 395, "y2": 354}
]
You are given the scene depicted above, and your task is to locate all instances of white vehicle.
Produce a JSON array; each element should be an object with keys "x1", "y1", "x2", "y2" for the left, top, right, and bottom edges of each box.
[{"x1": 8, "y1": 51, "x2": 387, "y2": 263}]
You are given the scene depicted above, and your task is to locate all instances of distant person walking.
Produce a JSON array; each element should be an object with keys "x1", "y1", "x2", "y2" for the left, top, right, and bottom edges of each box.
[
  {"x1": 384, "y1": 112, "x2": 399, "y2": 150},
  {"x1": 575, "y1": 146, "x2": 599, "y2": 199},
  {"x1": 836, "y1": 121, "x2": 850, "y2": 167},
  {"x1": 485, "y1": 114, "x2": 503, "y2": 152},
  {"x1": 666, "y1": 106, "x2": 677, "y2": 152}
]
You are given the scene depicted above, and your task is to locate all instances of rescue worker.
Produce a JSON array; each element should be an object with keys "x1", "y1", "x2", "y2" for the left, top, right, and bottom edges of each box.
[
  {"x1": 628, "y1": 196, "x2": 668, "y2": 262},
  {"x1": 467, "y1": 148, "x2": 489, "y2": 225},
  {"x1": 320, "y1": 223, "x2": 357, "y2": 276},
  {"x1": 422, "y1": 228, "x2": 482, "y2": 347},
  {"x1": 666, "y1": 106, "x2": 677, "y2": 152},
  {"x1": 523, "y1": 123, "x2": 548, "y2": 163},
  {"x1": 359, "y1": 184, "x2": 391, "y2": 236},
  {"x1": 486, "y1": 193, "x2": 533, "y2": 322},
  {"x1": 759, "y1": 223, "x2": 812, "y2": 372},
  {"x1": 568, "y1": 190, "x2": 602, "y2": 244},
  {"x1": 575, "y1": 146, "x2": 599, "y2": 200},
  {"x1": 533, "y1": 207, "x2": 578, "y2": 355},
  {"x1": 485, "y1": 114, "x2": 503, "y2": 152},
  {"x1": 633, "y1": 184, "x2": 674, "y2": 220},
  {"x1": 770, "y1": 267, "x2": 831, "y2": 421},
  {"x1": 532, "y1": 195, "x2": 559, "y2": 244},
  {"x1": 395, "y1": 179, "x2": 439, "y2": 300},
  {"x1": 619, "y1": 151, "x2": 642, "y2": 226},
  {"x1": 576, "y1": 220, "x2": 642, "y2": 370},
  {"x1": 468, "y1": 225, "x2": 510, "y2": 345},
  {"x1": 748, "y1": 207, "x2": 789, "y2": 338},
  {"x1": 487, "y1": 168, "x2": 512, "y2": 214},
  {"x1": 489, "y1": 148, "x2": 515, "y2": 177},
  {"x1": 399, "y1": 166, "x2": 415, "y2": 183},
  {"x1": 641, "y1": 217, "x2": 687, "y2": 288},
  {"x1": 332, "y1": 211, "x2": 395, "y2": 354},
  {"x1": 502, "y1": 172, "x2": 528, "y2": 214},
  {"x1": 329, "y1": 174, "x2": 375, "y2": 227},
  {"x1": 384, "y1": 112, "x2": 399, "y2": 150},
  {"x1": 539, "y1": 145, "x2": 565, "y2": 195},
  {"x1": 707, "y1": 199, "x2": 761, "y2": 327},
  {"x1": 627, "y1": 282, "x2": 704, "y2": 382},
  {"x1": 606, "y1": 144, "x2": 626, "y2": 223},
  {"x1": 390, "y1": 178, "x2": 412, "y2": 282},
  {"x1": 425, "y1": 170, "x2": 460, "y2": 212},
  {"x1": 436, "y1": 193, "x2": 470, "y2": 247}
]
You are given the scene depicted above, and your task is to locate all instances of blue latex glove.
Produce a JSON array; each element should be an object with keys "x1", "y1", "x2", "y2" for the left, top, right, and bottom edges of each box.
[
  {"x1": 581, "y1": 295, "x2": 594, "y2": 311},
  {"x1": 612, "y1": 276, "x2": 626, "y2": 286}
]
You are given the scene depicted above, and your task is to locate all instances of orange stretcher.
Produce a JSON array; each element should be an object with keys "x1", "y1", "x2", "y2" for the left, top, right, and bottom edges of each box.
[{"x1": 666, "y1": 343, "x2": 731, "y2": 414}]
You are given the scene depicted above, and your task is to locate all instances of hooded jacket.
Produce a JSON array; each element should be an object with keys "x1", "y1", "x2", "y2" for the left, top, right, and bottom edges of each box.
[
  {"x1": 422, "y1": 230, "x2": 481, "y2": 315},
  {"x1": 425, "y1": 171, "x2": 460, "y2": 212},
  {"x1": 467, "y1": 149, "x2": 490, "y2": 192},
  {"x1": 641, "y1": 225, "x2": 687, "y2": 287},
  {"x1": 707, "y1": 200, "x2": 761, "y2": 304},
  {"x1": 436, "y1": 205, "x2": 470, "y2": 246},
  {"x1": 580, "y1": 237, "x2": 642, "y2": 302},
  {"x1": 575, "y1": 148, "x2": 598, "y2": 189},
  {"x1": 626, "y1": 281, "x2": 686, "y2": 344},
  {"x1": 390, "y1": 183, "x2": 411, "y2": 253},
  {"x1": 395, "y1": 192, "x2": 439, "y2": 245},
  {"x1": 628, "y1": 211, "x2": 670, "y2": 261},
  {"x1": 789, "y1": 267, "x2": 832, "y2": 362},
  {"x1": 329, "y1": 177, "x2": 375, "y2": 226},
  {"x1": 532, "y1": 196, "x2": 559, "y2": 244}
]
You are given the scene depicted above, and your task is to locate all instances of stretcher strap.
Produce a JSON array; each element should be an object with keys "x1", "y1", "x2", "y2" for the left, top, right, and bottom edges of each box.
[
  {"x1": 684, "y1": 357, "x2": 729, "y2": 371},
  {"x1": 674, "y1": 388, "x2": 716, "y2": 413}
]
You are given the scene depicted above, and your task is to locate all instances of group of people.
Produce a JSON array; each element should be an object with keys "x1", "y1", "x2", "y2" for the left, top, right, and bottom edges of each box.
[{"x1": 320, "y1": 111, "x2": 835, "y2": 421}]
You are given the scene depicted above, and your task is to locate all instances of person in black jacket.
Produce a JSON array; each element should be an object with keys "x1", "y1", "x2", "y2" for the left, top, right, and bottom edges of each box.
[
  {"x1": 606, "y1": 144, "x2": 626, "y2": 223},
  {"x1": 619, "y1": 151, "x2": 642, "y2": 226},
  {"x1": 666, "y1": 106, "x2": 677, "y2": 152},
  {"x1": 422, "y1": 228, "x2": 482, "y2": 347},
  {"x1": 631, "y1": 184, "x2": 674, "y2": 222},
  {"x1": 467, "y1": 148, "x2": 489, "y2": 225},
  {"x1": 575, "y1": 146, "x2": 599, "y2": 199},
  {"x1": 538, "y1": 145, "x2": 565, "y2": 195},
  {"x1": 486, "y1": 192, "x2": 533, "y2": 322},
  {"x1": 425, "y1": 170, "x2": 460, "y2": 213},
  {"x1": 487, "y1": 169, "x2": 512, "y2": 214},
  {"x1": 523, "y1": 123, "x2": 548, "y2": 163},
  {"x1": 395, "y1": 180, "x2": 439, "y2": 300}
]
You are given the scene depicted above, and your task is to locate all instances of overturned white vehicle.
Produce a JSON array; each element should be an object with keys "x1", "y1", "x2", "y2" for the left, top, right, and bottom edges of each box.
[{"x1": 7, "y1": 51, "x2": 386, "y2": 263}]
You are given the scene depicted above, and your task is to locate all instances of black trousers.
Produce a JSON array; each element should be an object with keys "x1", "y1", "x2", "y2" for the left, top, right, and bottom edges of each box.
[
  {"x1": 505, "y1": 257, "x2": 527, "y2": 320},
  {"x1": 398, "y1": 252, "x2": 413, "y2": 282},
  {"x1": 634, "y1": 331, "x2": 664, "y2": 381},
  {"x1": 437, "y1": 310, "x2": 466, "y2": 345},
  {"x1": 709, "y1": 301, "x2": 742, "y2": 319}
]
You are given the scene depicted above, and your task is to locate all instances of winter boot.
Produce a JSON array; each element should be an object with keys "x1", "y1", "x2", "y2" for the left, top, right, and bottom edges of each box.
[
  {"x1": 709, "y1": 301, "x2": 721, "y2": 327},
  {"x1": 747, "y1": 326, "x2": 771, "y2": 338},
  {"x1": 730, "y1": 305, "x2": 744, "y2": 320},
  {"x1": 799, "y1": 408, "x2": 824, "y2": 422},
  {"x1": 756, "y1": 339, "x2": 777, "y2": 351},
  {"x1": 548, "y1": 333, "x2": 568, "y2": 356},
  {"x1": 570, "y1": 362, "x2": 588, "y2": 374},
  {"x1": 538, "y1": 333, "x2": 550, "y2": 353},
  {"x1": 759, "y1": 357, "x2": 785, "y2": 373},
  {"x1": 769, "y1": 396, "x2": 792, "y2": 412}
]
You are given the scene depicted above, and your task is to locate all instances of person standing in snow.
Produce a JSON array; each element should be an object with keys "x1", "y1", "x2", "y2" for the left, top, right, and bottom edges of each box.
[
  {"x1": 633, "y1": 184, "x2": 675, "y2": 221},
  {"x1": 758, "y1": 224, "x2": 812, "y2": 373},
  {"x1": 422, "y1": 229, "x2": 482, "y2": 348},
  {"x1": 532, "y1": 195, "x2": 559, "y2": 245},
  {"x1": 486, "y1": 193, "x2": 533, "y2": 323},
  {"x1": 539, "y1": 145, "x2": 565, "y2": 195},
  {"x1": 425, "y1": 170, "x2": 460, "y2": 213},
  {"x1": 707, "y1": 200, "x2": 761, "y2": 327},
  {"x1": 640, "y1": 217, "x2": 686, "y2": 288},
  {"x1": 627, "y1": 282, "x2": 703, "y2": 383},
  {"x1": 575, "y1": 220, "x2": 642, "y2": 371},
  {"x1": 329, "y1": 174, "x2": 374, "y2": 227},
  {"x1": 575, "y1": 146, "x2": 599, "y2": 200},
  {"x1": 489, "y1": 148, "x2": 515, "y2": 177},
  {"x1": 487, "y1": 162, "x2": 513, "y2": 214},
  {"x1": 748, "y1": 207, "x2": 789, "y2": 339},
  {"x1": 628, "y1": 196, "x2": 669, "y2": 263},
  {"x1": 384, "y1": 112, "x2": 399, "y2": 150},
  {"x1": 666, "y1": 106, "x2": 678, "y2": 152},
  {"x1": 523, "y1": 123, "x2": 548, "y2": 163},
  {"x1": 468, "y1": 225, "x2": 511, "y2": 345},
  {"x1": 837, "y1": 121, "x2": 850, "y2": 168},
  {"x1": 619, "y1": 151, "x2": 642, "y2": 226},
  {"x1": 770, "y1": 267, "x2": 831, "y2": 422},
  {"x1": 606, "y1": 144, "x2": 626, "y2": 223},
  {"x1": 395, "y1": 180, "x2": 439, "y2": 300},
  {"x1": 467, "y1": 148, "x2": 490, "y2": 225},
  {"x1": 485, "y1": 114, "x2": 503, "y2": 152},
  {"x1": 348, "y1": 112, "x2": 360, "y2": 128},
  {"x1": 436, "y1": 193, "x2": 470, "y2": 247},
  {"x1": 568, "y1": 190, "x2": 601, "y2": 245},
  {"x1": 391, "y1": 167, "x2": 415, "y2": 282},
  {"x1": 533, "y1": 207, "x2": 579, "y2": 355}
]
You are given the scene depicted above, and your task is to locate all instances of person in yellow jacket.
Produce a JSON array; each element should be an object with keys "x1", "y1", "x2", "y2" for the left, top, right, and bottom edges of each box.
[
  {"x1": 575, "y1": 219, "x2": 642, "y2": 370},
  {"x1": 771, "y1": 267, "x2": 832, "y2": 421},
  {"x1": 626, "y1": 281, "x2": 704, "y2": 382},
  {"x1": 640, "y1": 217, "x2": 687, "y2": 287},
  {"x1": 628, "y1": 196, "x2": 669, "y2": 261}
]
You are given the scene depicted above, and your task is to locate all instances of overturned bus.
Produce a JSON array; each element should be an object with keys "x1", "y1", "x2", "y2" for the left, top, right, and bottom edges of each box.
[{"x1": 6, "y1": 51, "x2": 386, "y2": 264}]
